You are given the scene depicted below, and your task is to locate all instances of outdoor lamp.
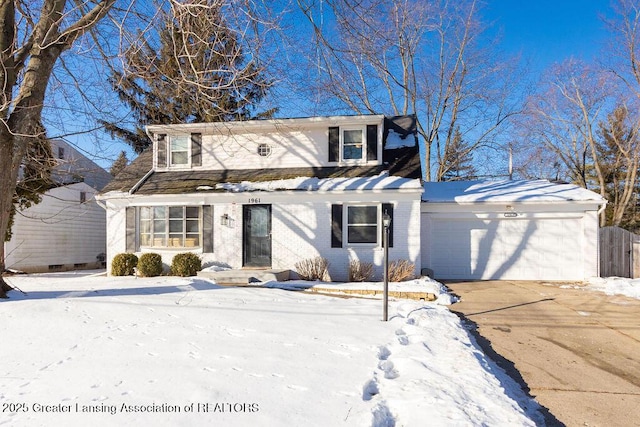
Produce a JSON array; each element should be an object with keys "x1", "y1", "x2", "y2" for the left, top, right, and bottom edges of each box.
[
  {"x1": 383, "y1": 212, "x2": 391, "y2": 228},
  {"x1": 220, "y1": 213, "x2": 230, "y2": 226}
]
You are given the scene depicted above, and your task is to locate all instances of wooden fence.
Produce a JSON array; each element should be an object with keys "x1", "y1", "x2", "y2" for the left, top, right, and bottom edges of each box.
[{"x1": 600, "y1": 226, "x2": 640, "y2": 278}]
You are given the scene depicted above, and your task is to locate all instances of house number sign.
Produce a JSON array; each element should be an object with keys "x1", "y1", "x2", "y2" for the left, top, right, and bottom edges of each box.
[{"x1": 248, "y1": 198, "x2": 262, "y2": 204}]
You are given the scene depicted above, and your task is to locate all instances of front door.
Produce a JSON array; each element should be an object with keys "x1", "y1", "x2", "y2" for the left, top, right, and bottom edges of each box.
[{"x1": 243, "y1": 204, "x2": 272, "y2": 267}]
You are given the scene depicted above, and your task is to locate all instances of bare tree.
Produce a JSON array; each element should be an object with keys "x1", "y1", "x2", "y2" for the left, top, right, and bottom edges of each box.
[
  {"x1": 520, "y1": 59, "x2": 610, "y2": 191},
  {"x1": 294, "y1": 0, "x2": 521, "y2": 180},
  {"x1": 0, "y1": 0, "x2": 115, "y2": 297}
]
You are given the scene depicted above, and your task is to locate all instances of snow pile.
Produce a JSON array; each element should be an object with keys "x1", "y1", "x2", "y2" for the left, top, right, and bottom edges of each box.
[
  {"x1": 1, "y1": 272, "x2": 542, "y2": 426},
  {"x1": 384, "y1": 129, "x2": 415, "y2": 149},
  {"x1": 216, "y1": 172, "x2": 421, "y2": 193},
  {"x1": 584, "y1": 276, "x2": 640, "y2": 299}
]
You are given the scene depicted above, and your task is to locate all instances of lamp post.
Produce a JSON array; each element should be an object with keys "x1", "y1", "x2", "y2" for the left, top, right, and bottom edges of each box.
[{"x1": 382, "y1": 211, "x2": 391, "y2": 321}]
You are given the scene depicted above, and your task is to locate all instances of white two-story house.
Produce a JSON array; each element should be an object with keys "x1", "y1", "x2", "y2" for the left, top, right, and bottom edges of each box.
[{"x1": 97, "y1": 114, "x2": 423, "y2": 281}]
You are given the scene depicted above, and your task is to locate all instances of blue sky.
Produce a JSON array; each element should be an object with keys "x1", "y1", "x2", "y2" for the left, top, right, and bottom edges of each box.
[{"x1": 484, "y1": 0, "x2": 611, "y2": 69}]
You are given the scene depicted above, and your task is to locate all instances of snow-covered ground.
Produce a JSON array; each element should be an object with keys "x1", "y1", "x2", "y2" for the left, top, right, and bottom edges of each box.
[
  {"x1": 583, "y1": 276, "x2": 640, "y2": 300},
  {"x1": 1, "y1": 272, "x2": 545, "y2": 427}
]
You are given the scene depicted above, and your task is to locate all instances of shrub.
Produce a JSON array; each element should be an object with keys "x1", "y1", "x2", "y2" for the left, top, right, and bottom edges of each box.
[
  {"x1": 348, "y1": 260, "x2": 374, "y2": 282},
  {"x1": 388, "y1": 259, "x2": 416, "y2": 282},
  {"x1": 171, "y1": 252, "x2": 202, "y2": 277},
  {"x1": 137, "y1": 253, "x2": 163, "y2": 277},
  {"x1": 111, "y1": 253, "x2": 138, "y2": 276},
  {"x1": 295, "y1": 257, "x2": 330, "y2": 281}
]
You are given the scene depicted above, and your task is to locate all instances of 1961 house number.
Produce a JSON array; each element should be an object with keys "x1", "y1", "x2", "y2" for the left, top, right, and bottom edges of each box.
[{"x1": 248, "y1": 198, "x2": 261, "y2": 203}]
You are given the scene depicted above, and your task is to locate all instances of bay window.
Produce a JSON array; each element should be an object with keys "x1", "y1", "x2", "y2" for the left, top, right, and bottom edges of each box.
[{"x1": 140, "y1": 206, "x2": 200, "y2": 248}]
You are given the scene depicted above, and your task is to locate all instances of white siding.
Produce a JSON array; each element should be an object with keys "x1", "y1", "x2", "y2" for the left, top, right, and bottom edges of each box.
[
  {"x1": 150, "y1": 115, "x2": 385, "y2": 171},
  {"x1": 421, "y1": 202, "x2": 602, "y2": 281},
  {"x1": 5, "y1": 183, "x2": 106, "y2": 272},
  {"x1": 104, "y1": 190, "x2": 422, "y2": 281}
]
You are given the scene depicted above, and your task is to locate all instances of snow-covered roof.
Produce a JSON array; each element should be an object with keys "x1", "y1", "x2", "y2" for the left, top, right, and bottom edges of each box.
[
  {"x1": 422, "y1": 179, "x2": 605, "y2": 203},
  {"x1": 216, "y1": 172, "x2": 421, "y2": 192}
]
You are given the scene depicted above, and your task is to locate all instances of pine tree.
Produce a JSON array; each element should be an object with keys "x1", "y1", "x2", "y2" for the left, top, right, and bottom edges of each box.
[
  {"x1": 101, "y1": 2, "x2": 275, "y2": 153},
  {"x1": 109, "y1": 151, "x2": 128, "y2": 177},
  {"x1": 441, "y1": 128, "x2": 477, "y2": 181}
]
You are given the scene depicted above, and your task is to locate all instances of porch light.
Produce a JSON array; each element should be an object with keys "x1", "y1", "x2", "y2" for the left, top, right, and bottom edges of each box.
[
  {"x1": 220, "y1": 213, "x2": 230, "y2": 226},
  {"x1": 382, "y1": 210, "x2": 391, "y2": 321}
]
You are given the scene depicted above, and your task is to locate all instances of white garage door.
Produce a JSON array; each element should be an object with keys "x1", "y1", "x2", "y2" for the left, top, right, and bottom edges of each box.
[{"x1": 425, "y1": 215, "x2": 584, "y2": 280}]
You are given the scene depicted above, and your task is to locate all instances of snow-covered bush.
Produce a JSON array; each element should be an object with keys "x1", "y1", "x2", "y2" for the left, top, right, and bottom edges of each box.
[
  {"x1": 111, "y1": 253, "x2": 138, "y2": 276},
  {"x1": 348, "y1": 260, "x2": 374, "y2": 282},
  {"x1": 295, "y1": 257, "x2": 330, "y2": 281},
  {"x1": 388, "y1": 260, "x2": 416, "y2": 282},
  {"x1": 171, "y1": 253, "x2": 202, "y2": 277},
  {"x1": 137, "y1": 253, "x2": 163, "y2": 277}
]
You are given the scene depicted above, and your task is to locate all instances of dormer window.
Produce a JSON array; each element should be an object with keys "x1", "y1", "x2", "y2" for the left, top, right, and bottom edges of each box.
[
  {"x1": 328, "y1": 124, "x2": 378, "y2": 163},
  {"x1": 170, "y1": 135, "x2": 189, "y2": 166},
  {"x1": 342, "y1": 129, "x2": 364, "y2": 160}
]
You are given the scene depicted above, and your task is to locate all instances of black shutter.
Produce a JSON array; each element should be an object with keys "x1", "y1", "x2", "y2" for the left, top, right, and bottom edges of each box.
[
  {"x1": 382, "y1": 203, "x2": 394, "y2": 248},
  {"x1": 367, "y1": 124, "x2": 378, "y2": 160},
  {"x1": 331, "y1": 204, "x2": 343, "y2": 248},
  {"x1": 157, "y1": 134, "x2": 167, "y2": 167},
  {"x1": 203, "y1": 205, "x2": 213, "y2": 253},
  {"x1": 191, "y1": 133, "x2": 202, "y2": 166},
  {"x1": 126, "y1": 207, "x2": 136, "y2": 252},
  {"x1": 328, "y1": 127, "x2": 340, "y2": 162}
]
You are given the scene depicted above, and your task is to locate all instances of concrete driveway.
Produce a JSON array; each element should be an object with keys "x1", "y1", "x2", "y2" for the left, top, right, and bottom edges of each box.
[{"x1": 445, "y1": 280, "x2": 640, "y2": 427}]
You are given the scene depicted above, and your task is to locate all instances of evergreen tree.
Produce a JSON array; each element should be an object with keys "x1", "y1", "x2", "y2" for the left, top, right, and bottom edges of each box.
[
  {"x1": 441, "y1": 128, "x2": 477, "y2": 181},
  {"x1": 109, "y1": 151, "x2": 128, "y2": 177},
  {"x1": 101, "y1": 1, "x2": 275, "y2": 154}
]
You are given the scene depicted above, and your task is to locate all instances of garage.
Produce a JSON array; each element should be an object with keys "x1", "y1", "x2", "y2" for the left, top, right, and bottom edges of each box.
[{"x1": 421, "y1": 180, "x2": 606, "y2": 281}]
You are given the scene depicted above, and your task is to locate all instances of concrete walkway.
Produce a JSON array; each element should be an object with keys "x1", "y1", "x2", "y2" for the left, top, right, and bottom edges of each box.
[{"x1": 445, "y1": 280, "x2": 640, "y2": 427}]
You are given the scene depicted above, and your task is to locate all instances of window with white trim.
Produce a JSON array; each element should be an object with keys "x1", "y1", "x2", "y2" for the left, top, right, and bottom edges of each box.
[
  {"x1": 342, "y1": 128, "x2": 365, "y2": 161},
  {"x1": 170, "y1": 135, "x2": 189, "y2": 166},
  {"x1": 139, "y1": 206, "x2": 200, "y2": 248},
  {"x1": 347, "y1": 205, "x2": 378, "y2": 244}
]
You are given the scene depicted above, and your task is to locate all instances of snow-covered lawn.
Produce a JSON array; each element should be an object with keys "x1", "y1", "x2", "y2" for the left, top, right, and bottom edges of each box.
[{"x1": 1, "y1": 272, "x2": 546, "y2": 426}]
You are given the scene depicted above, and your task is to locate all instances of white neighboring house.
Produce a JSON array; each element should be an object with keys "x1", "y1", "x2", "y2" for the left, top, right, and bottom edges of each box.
[
  {"x1": 421, "y1": 180, "x2": 606, "y2": 281},
  {"x1": 97, "y1": 115, "x2": 423, "y2": 281},
  {"x1": 4, "y1": 140, "x2": 112, "y2": 273}
]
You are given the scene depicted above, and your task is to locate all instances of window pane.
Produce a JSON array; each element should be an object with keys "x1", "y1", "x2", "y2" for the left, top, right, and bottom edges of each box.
[
  {"x1": 186, "y1": 207, "x2": 199, "y2": 219},
  {"x1": 169, "y1": 207, "x2": 183, "y2": 219},
  {"x1": 140, "y1": 207, "x2": 151, "y2": 220},
  {"x1": 169, "y1": 219, "x2": 183, "y2": 233},
  {"x1": 343, "y1": 145, "x2": 362, "y2": 160},
  {"x1": 348, "y1": 206, "x2": 377, "y2": 225},
  {"x1": 348, "y1": 225, "x2": 377, "y2": 243},
  {"x1": 140, "y1": 220, "x2": 151, "y2": 234},
  {"x1": 171, "y1": 136, "x2": 188, "y2": 151},
  {"x1": 343, "y1": 130, "x2": 362, "y2": 144},
  {"x1": 186, "y1": 219, "x2": 199, "y2": 233},
  {"x1": 171, "y1": 152, "x2": 188, "y2": 165},
  {"x1": 169, "y1": 235, "x2": 183, "y2": 247},
  {"x1": 153, "y1": 220, "x2": 166, "y2": 233},
  {"x1": 140, "y1": 234, "x2": 151, "y2": 246},
  {"x1": 154, "y1": 206, "x2": 166, "y2": 219},
  {"x1": 185, "y1": 235, "x2": 199, "y2": 247}
]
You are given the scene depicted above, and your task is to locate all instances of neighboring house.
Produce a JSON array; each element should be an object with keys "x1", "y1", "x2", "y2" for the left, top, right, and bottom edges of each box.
[
  {"x1": 97, "y1": 115, "x2": 423, "y2": 281},
  {"x1": 421, "y1": 179, "x2": 606, "y2": 281},
  {"x1": 4, "y1": 139, "x2": 112, "y2": 273}
]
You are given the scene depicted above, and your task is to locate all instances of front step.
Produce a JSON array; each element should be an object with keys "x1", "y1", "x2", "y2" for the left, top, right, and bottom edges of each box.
[{"x1": 197, "y1": 269, "x2": 290, "y2": 285}]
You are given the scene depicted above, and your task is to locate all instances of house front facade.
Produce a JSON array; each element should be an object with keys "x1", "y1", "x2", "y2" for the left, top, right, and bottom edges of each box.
[{"x1": 97, "y1": 115, "x2": 423, "y2": 281}]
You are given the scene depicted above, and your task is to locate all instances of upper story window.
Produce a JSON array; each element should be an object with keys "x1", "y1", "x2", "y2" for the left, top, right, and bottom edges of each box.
[
  {"x1": 170, "y1": 135, "x2": 189, "y2": 166},
  {"x1": 257, "y1": 143, "x2": 272, "y2": 157},
  {"x1": 329, "y1": 124, "x2": 378, "y2": 164},
  {"x1": 157, "y1": 133, "x2": 202, "y2": 169},
  {"x1": 58, "y1": 147, "x2": 65, "y2": 159},
  {"x1": 342, "y1": 129, "x2": 364, "y2": 160}
]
